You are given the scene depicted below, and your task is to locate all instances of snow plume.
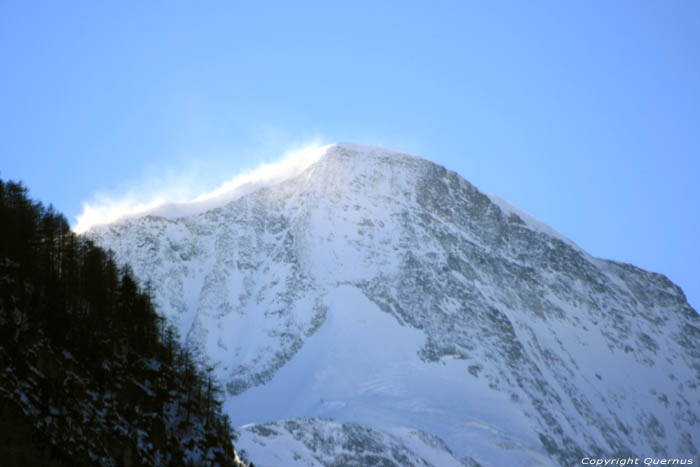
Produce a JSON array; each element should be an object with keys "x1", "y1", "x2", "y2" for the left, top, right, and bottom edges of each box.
[{"x1": 74, "y1": 141, "x2": 330, "y2": 233}]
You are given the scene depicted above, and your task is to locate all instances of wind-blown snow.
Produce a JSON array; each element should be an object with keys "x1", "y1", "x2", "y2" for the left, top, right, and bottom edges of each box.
[{"x1": 74, "y1": 142, "x2": 331, "y2": 233}]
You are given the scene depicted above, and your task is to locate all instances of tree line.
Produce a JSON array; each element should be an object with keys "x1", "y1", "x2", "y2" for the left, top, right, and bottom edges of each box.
[{"x1": 0, "y1": 179, "x2": 247, "y2": 466}]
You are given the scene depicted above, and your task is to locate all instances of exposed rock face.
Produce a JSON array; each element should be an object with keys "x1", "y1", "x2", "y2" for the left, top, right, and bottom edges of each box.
[
  {"x1": 89, "y1": 143, "x2": 700, "y2": 466},
  {"x1": 237, "y1": 417, "x2": 481, "y2": 467}
]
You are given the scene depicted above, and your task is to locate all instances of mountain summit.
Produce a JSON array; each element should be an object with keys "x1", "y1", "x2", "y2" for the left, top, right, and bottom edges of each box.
[{"x1": 89, "y1": 143, "x2": 699, "y2": 466}]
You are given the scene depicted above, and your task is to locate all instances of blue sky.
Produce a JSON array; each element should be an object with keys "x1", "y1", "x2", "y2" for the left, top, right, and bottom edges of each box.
[{"x1": 1, "y1": 1, "x2": 698, "y2": 310}]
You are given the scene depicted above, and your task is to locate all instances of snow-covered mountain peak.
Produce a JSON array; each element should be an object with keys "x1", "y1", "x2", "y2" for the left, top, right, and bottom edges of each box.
[
  {"x1": 329, "y1": 141, "x2": 421, "y2": 157},
  {"x1": 76, "y1": 143, "x2": 422, "y2": 234},
  {"x1": 290, "y1": 143, "x2": 424, "y2": 197},
  {"x1": 88, "y1": 144, "x2": 699, "y2": 466},
  {"x1": 318, "y1": 142, "x2": 427, "y2": 176}
]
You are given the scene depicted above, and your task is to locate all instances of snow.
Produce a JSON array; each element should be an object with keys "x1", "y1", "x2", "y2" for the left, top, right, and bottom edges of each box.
[
  {"x1": 238, "y1": 418, "x2": 476, "y2": 467},
  {"x1": 74, "y1": 143, "x2": 332, "y2": 233},
  {"x1": 486, "y1": 193, "x2": 582, "y2": 252},
  {"x1": 89, "y1": 142, "x2": 700, "y2": 466},
  {"x1": 224, "y1": 284, "x2": 552, "y2": 464}
]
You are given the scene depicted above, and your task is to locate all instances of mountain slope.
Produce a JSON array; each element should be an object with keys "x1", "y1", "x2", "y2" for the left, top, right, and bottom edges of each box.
[
  {"x1": 0, "y1": 179, "x2": 246, "y2": 467},
  {"x1": 89, "y1": 143, "x2": 699, "y2": 466},
  {"x1": 237, "y1": 417, "x2": 482, "y2": 467}
]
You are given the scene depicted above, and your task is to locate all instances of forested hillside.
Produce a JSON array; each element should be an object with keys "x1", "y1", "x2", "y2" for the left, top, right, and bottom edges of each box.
[{"x1": 0, "y1": 179, "x2": 248, "y2": 466}]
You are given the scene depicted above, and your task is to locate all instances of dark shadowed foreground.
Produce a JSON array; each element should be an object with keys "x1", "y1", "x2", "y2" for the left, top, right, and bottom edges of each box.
[{"x1": 0, "y1": 179, "x2": 247, "y2": 466}]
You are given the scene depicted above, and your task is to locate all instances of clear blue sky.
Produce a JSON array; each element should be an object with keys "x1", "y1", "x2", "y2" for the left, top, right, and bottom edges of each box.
[{"x1": 1, "y1": 1, "x2": 698, "y2": 311}]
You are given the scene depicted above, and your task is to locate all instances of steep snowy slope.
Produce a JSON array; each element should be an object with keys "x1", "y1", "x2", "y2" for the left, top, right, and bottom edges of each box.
[{"x1": 89, "y1": 143, "x2": 699, "y2": 466}]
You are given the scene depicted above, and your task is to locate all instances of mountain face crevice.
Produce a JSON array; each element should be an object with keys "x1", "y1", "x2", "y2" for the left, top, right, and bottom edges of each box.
[{"x1": 89, "y1": 143, "x2": 699, "y2": 466}]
